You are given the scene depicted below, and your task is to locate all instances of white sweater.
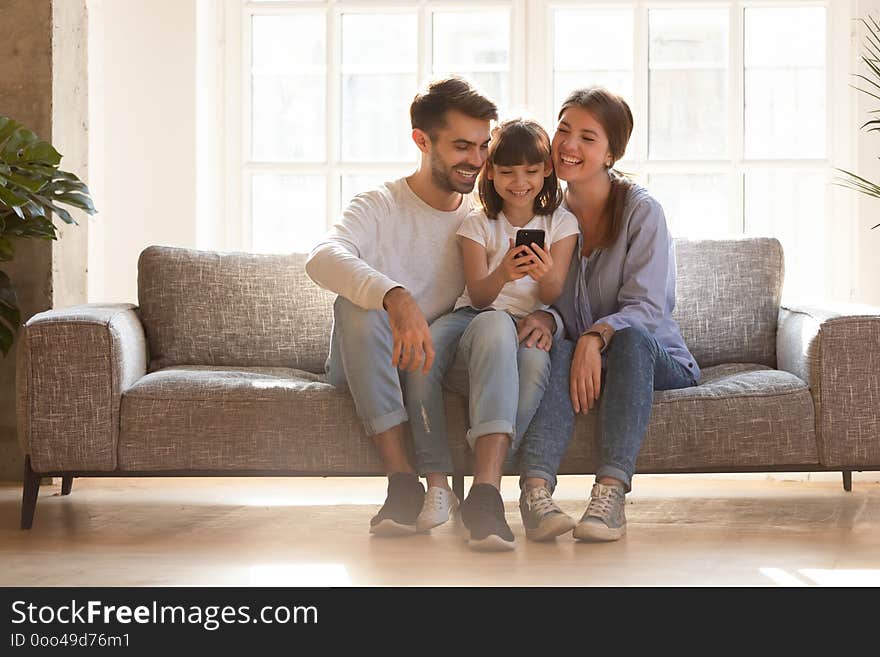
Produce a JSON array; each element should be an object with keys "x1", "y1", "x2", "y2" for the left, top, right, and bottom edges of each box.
[{"x1": 305, "y1": 177, "x2": 473, "y2": 324}]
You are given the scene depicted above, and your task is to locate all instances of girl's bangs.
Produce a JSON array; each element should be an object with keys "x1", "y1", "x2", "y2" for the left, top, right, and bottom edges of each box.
[{"x1": 490, "y1": 124, "x2": 550, "y2": 166}]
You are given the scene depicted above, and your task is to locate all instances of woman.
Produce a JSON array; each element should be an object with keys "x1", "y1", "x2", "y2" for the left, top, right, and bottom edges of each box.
[{"x1": 515, "y1": 87, "x2": 701, "y2": 542}]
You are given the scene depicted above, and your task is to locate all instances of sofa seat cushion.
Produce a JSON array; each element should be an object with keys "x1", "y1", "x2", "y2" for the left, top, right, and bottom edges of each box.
[
  {"x1": 119, "y1": 366, "x2": 470, "y2": 473},
  {"x1": 557, "y1": 363, "x2": 819, "y2": 474},
  {"x1": 120, "y1": 366, "x2": 381, "y2": 472}
]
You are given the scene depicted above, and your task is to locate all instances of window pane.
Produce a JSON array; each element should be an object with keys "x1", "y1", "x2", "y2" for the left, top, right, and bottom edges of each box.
[
  {"x1": 252, "y1": 175, "x2": 327, "y2": 254},
  {"x1": 649, "y1": 9, "x2": 728, "y2": 159},
  {"x1": 252, "y1": 15, "x2": 325, "y2": 161},
  {"x1": 553, "y1": 9, "x2": 633, "y2": 127},
  {"x1": 341, "y1": 13, "x2": 417, "y2": 73},
  {"x1": 341, "y1": 13, "x2": 417, "y2": 162},
  {"x1": 745, "y1": 171, "x2": 828, "y2": 301},
  {"x1": 648, "y1": 174, "x2": 731, "y2": 238},
  {"x1": 744, "y1": 8, "x2": 826, "y2": 159},
  {"x1": 554, "y1": 9, "x2": 633, "y2": 71}
]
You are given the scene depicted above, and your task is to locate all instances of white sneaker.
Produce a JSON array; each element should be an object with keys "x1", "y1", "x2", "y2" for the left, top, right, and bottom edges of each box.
[{"x1": 416, "y1": 487, "x2": 459, "y2": 532}]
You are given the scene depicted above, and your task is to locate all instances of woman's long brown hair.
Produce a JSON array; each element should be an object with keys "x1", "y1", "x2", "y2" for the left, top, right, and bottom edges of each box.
[{"x1": 558, "y1": 87, "x2": 634, "y2": 248}]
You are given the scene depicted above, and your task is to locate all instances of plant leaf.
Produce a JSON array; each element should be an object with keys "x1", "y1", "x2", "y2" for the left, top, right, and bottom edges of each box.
[
  {"x1": 0, "y1": 184, "x2": 27, "y2": 207},
  {"x1": 0, "y1": 237, "x2": 13, "y2": 261}
]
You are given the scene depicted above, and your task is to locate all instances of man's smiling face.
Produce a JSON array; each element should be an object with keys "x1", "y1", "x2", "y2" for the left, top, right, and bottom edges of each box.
[{"x1": 426, "y1": 110, "x2": 492, "y2": 194}]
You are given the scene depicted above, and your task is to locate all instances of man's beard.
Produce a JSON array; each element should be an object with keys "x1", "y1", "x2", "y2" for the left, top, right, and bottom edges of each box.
[{"x1": 430, "y1": 151, "x2": 478, "y2": 194}]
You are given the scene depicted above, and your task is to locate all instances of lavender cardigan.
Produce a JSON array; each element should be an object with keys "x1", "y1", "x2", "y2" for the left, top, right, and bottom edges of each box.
[{"x1": 553, "y1": 182, "x2": 701, "y2": 382}]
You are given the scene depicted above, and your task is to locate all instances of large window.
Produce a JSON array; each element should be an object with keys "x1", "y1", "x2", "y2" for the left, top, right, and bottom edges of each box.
[{"x1": 224, "y1": 0, "x2": 847, "y2": 301}]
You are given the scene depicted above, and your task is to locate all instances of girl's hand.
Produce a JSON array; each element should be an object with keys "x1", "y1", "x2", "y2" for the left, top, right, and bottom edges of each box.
[
  {"x1": 570, "y1": 333, "x2": 603, "y2": 413},
  {"x1": 497, "y1": 238, "x2": 532, "y2": 283},
  {"x1": 522, "y1": 242, "x2": 553, "y2": 282}
]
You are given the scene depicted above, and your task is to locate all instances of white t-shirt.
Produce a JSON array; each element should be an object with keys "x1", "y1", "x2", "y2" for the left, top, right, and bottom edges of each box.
[
  {"x1": 454, "y1": 206, "x2": 579, "y2": 318},
  {"x1": 305, "y1": 177, "x2": 473, "y2": 324}
]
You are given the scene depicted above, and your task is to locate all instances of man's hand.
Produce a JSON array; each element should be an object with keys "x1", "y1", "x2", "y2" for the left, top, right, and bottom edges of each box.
[
  {"x1": 383, "y1": 287, "x2": 434, "y2": 374},
  {"x1": 516, "y1": 310, "x2": 556, "y2": 352},
  {"x1": 570, "y1": 333, "x2": 603, "y2": 413}
]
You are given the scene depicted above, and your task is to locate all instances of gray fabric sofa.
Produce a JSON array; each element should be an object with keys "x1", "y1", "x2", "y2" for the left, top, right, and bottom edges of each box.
[{"x1": 15, "y1": 239, "x2": 880, "y2": 528}]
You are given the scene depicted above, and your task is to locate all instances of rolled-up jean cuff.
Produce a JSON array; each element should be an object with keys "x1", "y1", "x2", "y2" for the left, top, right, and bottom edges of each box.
[
  {"x1": 418, "y1": 462, "x2": 454, "y2": 476},
  {"x1": 466, "y1": 420, "x2": 514, "y2": 451},
  {"x1": 519, "y1": 469, "x2": 558, "y2": 492},
  {"x1": 362, "y1": 408, "x2": 409, "y2": 437},
  {"x1": 596, "y1": 464, "x2": 632, "y2": 493}
]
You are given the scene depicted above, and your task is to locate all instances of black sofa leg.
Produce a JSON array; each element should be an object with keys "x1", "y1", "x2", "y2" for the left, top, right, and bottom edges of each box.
[
  {"x1": 842, "y1": 470, "x2": 852, "y2": 492},
  {"x1": 21, "y1": 456, "x2": 41, "y2": 530},
  {"x1": 452, "y1": 474, "x2": 465, "y2": 502},
  {"x1": 61, "y1": 475, "x2": 73, "y2": 496}
]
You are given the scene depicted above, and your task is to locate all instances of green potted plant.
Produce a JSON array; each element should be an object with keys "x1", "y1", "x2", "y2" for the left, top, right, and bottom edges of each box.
[
  {"x1": 837, "y1": 15, "x2": 880, "y2": 229},
  {"x1": 0, "y1": 116, "x2": 96, "y2": 357}
]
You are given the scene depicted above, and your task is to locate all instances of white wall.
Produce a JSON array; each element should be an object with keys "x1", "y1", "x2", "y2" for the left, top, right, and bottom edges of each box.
[{"x1": 89, "y1": 0, "x2": 197, "y2": 304}]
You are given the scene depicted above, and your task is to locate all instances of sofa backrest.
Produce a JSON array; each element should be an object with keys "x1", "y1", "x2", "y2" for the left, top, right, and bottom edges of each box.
[
  {"x1": 138, "y1": 246, "x2": 334, "y2": 373},
  {"x1": 673, "y1": 238, "x2": 783, "y2": 368},
  {"x1": 138, "y1": 238, "x2": 783, "y2": 373}
]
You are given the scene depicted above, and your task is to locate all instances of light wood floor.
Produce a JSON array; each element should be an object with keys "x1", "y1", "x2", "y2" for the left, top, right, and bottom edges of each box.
[{"x1": 1, "y1": 473, "x2": 879, "y2": 586}]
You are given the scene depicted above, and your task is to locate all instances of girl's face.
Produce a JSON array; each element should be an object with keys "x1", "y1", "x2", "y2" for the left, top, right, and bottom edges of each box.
[
  {"x1": 551, "y1": 105, "x2": 614, "y2": 185},
  {"x1": 487, "y1": 159, "x2": 552, "y2": 215}
]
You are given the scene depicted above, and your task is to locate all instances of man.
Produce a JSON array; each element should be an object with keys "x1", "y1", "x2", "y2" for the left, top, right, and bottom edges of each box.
[{"x1": 305, "y1": 77, "x2": 560, "y2": 549}]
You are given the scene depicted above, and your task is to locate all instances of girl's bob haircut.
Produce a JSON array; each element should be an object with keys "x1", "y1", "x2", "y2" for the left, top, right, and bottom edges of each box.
[{"x1": 477, "y1": 118, "x2": 562, "y2": 220}]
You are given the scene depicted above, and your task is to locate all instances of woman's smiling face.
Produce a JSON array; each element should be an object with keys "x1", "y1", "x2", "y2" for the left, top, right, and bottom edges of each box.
[{"x1": 551, "y1": 105, "x2": 613, "y2": 184}]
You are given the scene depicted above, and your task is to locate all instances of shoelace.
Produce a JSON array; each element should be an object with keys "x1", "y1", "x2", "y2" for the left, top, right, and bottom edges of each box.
[
  {"x1": 527, "y1": 489, "x2": 560, "y2": 517},
  {"x1": 424, "y1": 489, "x2": 450, "y2": 512},
  {"x1": 587, "y1": 485, "x2": 622, "y2": 518}
]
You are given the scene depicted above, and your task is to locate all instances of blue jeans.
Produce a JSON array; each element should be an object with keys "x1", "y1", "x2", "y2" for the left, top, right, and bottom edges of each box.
[
  {"x1": 326, "y1": 296, "x2": 410, "y2": 436},
  {"x1": 518, "y1": 325, "x2": 697, "y2": 493},
  {"x1": 403, "y1": 307, "x2": 551, "y2": 475}
]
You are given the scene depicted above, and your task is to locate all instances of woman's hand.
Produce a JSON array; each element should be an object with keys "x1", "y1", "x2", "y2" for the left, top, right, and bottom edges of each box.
[
  {"x1": 516, "y1": 310, "x2": 555, "y2": 351},
  {"x1": 496, "y1": 238, "x2": 532, "y2": 283},
  {"x1": 570, "y1": 333, "x2": 603, "y2": 413},
  {"x1": 522, "y1": 242, "x2": 553, "y2": 282}
]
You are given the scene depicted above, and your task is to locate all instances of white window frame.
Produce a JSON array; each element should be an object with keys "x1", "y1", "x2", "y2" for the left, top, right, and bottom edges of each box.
[{"x1": 213, "y1": 0, "x2": 858, "y2": 300}]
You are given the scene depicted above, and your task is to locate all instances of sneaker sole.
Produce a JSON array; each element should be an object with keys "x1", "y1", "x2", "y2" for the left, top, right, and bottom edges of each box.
[
  {"x1": 369, "y1": 519, "x2": 418, "y2": 536},
  {"x1": 468, "y1": 534, "x2": 516, "y2": 552},
  {"x1": 572, "y1": 521, "x2": 626, "y2": 542},
  {"x1": 525, "y1": 515, "x2": 577, "y2": 542}
]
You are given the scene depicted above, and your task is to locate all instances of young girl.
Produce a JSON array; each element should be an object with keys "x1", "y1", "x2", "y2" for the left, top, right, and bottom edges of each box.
[{"x1": 403, "y1": 117, "x2": 579, "y2": 549}]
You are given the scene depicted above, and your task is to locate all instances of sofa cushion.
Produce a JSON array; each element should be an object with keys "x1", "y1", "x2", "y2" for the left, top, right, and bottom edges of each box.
[
  {"x1": 119, "y1": 363, "x2": 815, "y2": 475},
  {"x1": 137, "y1": 246, "x2": 334, "y2": 373},
  {"x1": 119, "y1": 365, "x2": 470, "y2": 473},
  {"x1": 673, "y1": 238, "x2": 783, "y2": 368},
  {"x1": 557, "y1": 363, "x2": 818, "y2": 474}
]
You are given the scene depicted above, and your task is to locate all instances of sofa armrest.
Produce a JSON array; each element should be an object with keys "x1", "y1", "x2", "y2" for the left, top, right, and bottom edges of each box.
[
  {"x1": 777, "y1": 302, "x2": 880, "y2": 467},
  {"x1": 15, "y1": 303, "x2": 147, "y2": 472}
]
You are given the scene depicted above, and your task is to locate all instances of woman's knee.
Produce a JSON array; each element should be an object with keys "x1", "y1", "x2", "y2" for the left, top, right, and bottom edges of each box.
[{"x1": 607, "y1": 325, "x2": 656, "y2": 364}]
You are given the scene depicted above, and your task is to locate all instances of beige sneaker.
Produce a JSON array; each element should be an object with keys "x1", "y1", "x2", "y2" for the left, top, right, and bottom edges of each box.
[
  {"x1": 573, "y1": 482, "x2": 627, "y2": 542},
  {"x1": 416, "y1": 486, "x2": 459, "y2": 532},
  {"x1": 518, "y1": 486, "x2": 576, "y2": 541}
]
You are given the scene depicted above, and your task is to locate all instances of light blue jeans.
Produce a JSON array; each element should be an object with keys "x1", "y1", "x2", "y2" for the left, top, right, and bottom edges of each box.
[
  {"x1": 326, "y1": 297, "x2": 410, "y2": 436},
  {"x1": 402, "y1": 307, "x2": 551, "y2": 475}
]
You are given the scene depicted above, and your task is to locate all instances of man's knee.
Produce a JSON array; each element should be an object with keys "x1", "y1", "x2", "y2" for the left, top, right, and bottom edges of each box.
[{"x1": 334, "y1": 296, "x2": 390, "y2": 340}]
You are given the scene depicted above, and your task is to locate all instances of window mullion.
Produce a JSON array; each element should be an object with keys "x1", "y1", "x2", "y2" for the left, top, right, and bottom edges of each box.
[
  {"x1": 327, "y1": 2, "x2": 341, "y2": 229},
  {"x1": 731, "y1": 1, "x2": 745, "y2": 235},
  {"x1": 634, "y1": 2, "x2": 649, "y2": 167}
]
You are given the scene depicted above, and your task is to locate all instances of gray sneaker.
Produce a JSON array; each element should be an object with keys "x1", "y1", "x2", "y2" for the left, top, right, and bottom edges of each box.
[
  {"x1": 573, "y1": 482, "x2": 627, "y2": 542},
  {"x1": 519, "y1": 486, "x2": 576, "y2": 542}
]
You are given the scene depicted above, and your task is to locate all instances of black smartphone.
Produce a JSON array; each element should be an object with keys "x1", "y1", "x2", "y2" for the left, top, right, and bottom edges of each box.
[{"x1": 514, "y1": 229, "x2": 546, "y2": 258}]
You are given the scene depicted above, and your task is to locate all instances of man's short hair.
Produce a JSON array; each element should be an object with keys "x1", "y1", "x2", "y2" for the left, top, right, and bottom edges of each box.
[{"x1": 410, "y1": 76, "x2": 498, "y2": 140}]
